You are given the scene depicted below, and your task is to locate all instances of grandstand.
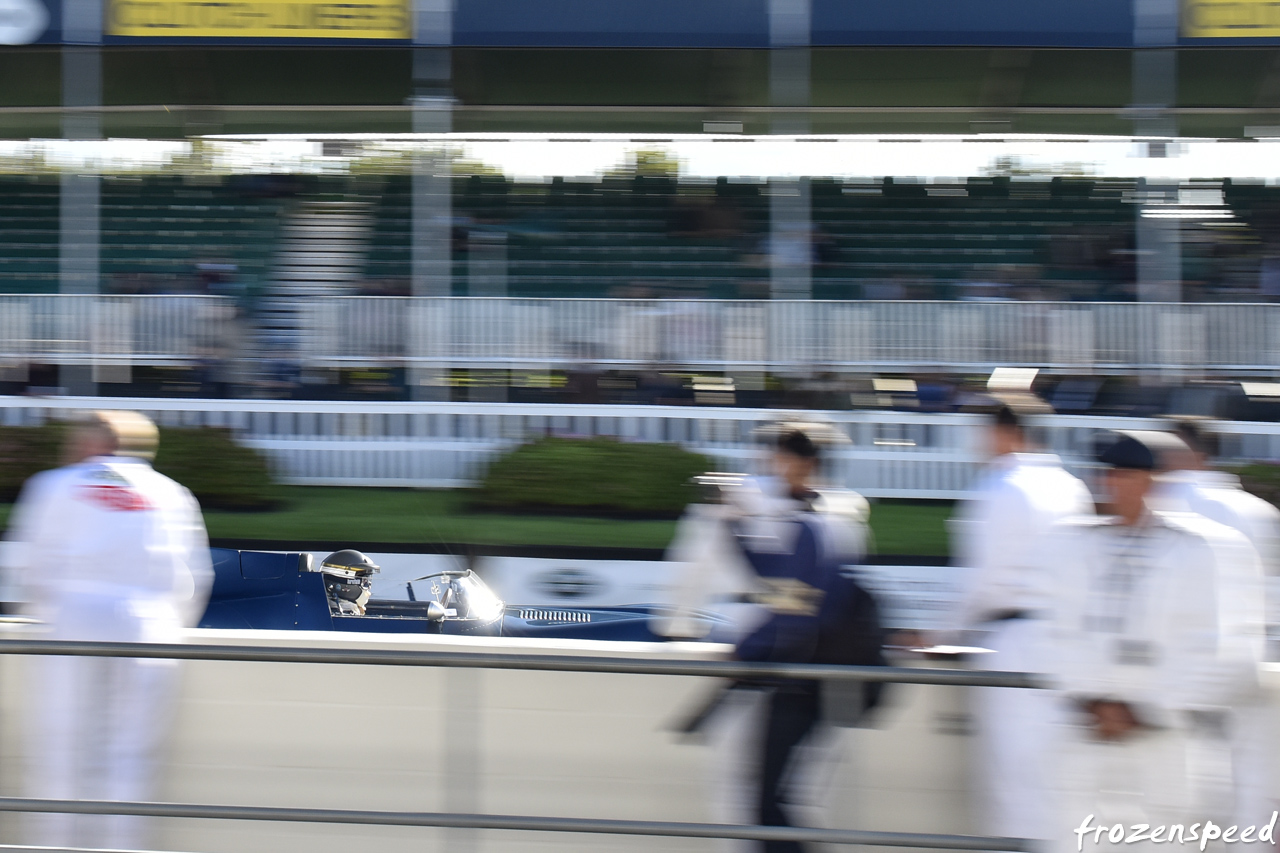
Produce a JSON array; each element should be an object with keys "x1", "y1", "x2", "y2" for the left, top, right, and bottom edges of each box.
[
  {"x1": 0, "y1": 176, "x2": 284, "y2": 298},
  {"x1": 0, "y1": 178, "x2": 57, "y2": 291},
  {"x1": 0, "y1": 171, "x2": 1260, "y2": 304},
  {"x1": 100, "y1": 177, "x2": 283, "y2": 298}
]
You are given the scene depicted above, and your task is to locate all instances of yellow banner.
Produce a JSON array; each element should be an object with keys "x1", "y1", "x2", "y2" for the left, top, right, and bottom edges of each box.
[
  {"x1": 107, "y1": 0, "x2": 410, "y2": 39},
  {"x1": 1183, "y1": 0, "x2": 1280, "y2": 38}
]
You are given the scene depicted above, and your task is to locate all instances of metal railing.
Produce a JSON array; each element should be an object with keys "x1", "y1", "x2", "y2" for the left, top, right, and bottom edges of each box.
[
  {"x1": 0, "y1": 637, "x2": 1036, "y2": 852},
  {"x1": 0, "y1": 295, "x2": 234, "y2": 371},
  {"x1": 2, "y1": 295, "x2": 1279, "y2": 377},
  {"x1": 2, "y1": 396, "x2": 1279, "y2": 497}
]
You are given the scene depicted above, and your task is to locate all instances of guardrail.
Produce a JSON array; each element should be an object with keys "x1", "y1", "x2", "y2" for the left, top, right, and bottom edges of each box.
[
  {"x1": 0, "y1": 637, "x2": 1036, "y2": 852},
  {"x1": 0, "y1": 638, "x2": 1041, "y2": 686},
  {"x1": 1, "y1": 295, "x2": 1279, "y2": 377},
  {"x1": 2, "y1": 396, "x2": 1279, "y2": 497}
]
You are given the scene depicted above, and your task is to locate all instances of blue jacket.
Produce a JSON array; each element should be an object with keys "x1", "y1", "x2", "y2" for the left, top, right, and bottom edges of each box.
[{"x1": 733, "y1": 510, "x2": 839, "y2": 664}]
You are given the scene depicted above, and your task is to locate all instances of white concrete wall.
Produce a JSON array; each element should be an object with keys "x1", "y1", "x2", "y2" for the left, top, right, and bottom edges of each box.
[{"x1": 0, "y1": 627, "x2": 977, "y2": 853}]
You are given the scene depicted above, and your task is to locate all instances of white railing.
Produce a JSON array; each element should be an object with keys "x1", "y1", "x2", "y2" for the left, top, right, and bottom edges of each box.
[
  {"x1": 0, "y1": 294, "x2": 237, "y2": 378},
  {"x1": 2, "y1": 396, "x2": 1278, "y2": 498},
  {"x1": 1, "y1": 295, "x2": 1279, "y2": 376},
  {"x1": 303, "y1": 297, "x2": 1280, "y2": 375}
]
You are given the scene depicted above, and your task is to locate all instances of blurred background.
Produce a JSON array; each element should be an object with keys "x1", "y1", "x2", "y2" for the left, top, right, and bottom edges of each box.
[
  {"x1": 0, "y1": 2, "x2": 1280, "y2": 850},
  {"x1": 5, "y1": 0, "x2": 1280, "y2": 569}
]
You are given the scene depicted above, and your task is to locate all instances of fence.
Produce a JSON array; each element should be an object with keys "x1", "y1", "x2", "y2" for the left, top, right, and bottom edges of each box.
[
  {"x1": 0, "y1": 295, "x2": 234, "y2": 379},
  {"x1": 306, "y1": 297, "x2": 1280, "y2": 376},
  {"x1": 2, "y1": 295, "x2": 1280, "y2": 377},
  {"x1": 2, "y1": 396, "x2": 1279, "y2": 497},
  {"x1": 0, "y1": 636, "x2": 1036, "y2": 852}
]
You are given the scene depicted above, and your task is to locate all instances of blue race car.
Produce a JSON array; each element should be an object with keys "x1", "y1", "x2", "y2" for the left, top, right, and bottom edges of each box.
[{"x1": 199, "y1": 548, "x2": 705, "y2": 642}]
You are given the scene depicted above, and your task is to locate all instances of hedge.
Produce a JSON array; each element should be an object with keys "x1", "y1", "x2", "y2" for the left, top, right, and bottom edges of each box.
[
  {"x1": 1233, "y1": 463, "x2": 1280, "y2": 510},
  {"x1": 152, "y1": 426, "x2": 282, "y2": 511},
  {"x1": 0, "y1": 424, "x2": 280, "y2": 511},
  {"x1": 472, "y1": 436, "x2": 710, "y2": 518},
  {"x1": 0, "y1": 426, "x2": 66, "y2": 503}
]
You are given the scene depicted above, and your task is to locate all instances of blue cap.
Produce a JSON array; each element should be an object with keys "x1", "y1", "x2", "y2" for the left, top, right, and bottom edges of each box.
[{"x1": 1096, "y1": 432, "x2": 1157, "y2": 470}]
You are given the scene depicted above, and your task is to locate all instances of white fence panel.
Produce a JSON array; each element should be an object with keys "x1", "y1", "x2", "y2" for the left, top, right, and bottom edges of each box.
[
  {"x1": 2, "y1": 396, "x2": 1279, "y2": 498},
  {"x1": 1, "y1": 296, "x2": 1279, "y2": 376}
]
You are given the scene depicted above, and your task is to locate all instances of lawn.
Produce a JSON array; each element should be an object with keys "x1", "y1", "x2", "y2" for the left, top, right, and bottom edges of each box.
[{"x1": 0, "y1": 488, "x2": 954, "y2": 556}]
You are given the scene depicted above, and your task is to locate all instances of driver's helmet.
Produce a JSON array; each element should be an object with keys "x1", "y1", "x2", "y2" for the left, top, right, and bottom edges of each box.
[{"x1": 319, "y1": 549, "x2": 380, "y2": 615}]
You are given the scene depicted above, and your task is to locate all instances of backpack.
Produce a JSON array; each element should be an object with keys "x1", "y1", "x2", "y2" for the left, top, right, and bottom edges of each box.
[
  {"x1": 811, "y1": 565, "x2": 891, "y2": 726},
  {"x1": 730, "y1": 504, "x2": 891, "y2": 727}
]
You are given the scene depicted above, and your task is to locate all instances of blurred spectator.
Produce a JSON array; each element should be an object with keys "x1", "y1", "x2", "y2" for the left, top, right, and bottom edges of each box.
[
  {"x1": 1045, "y1": 431, "x2": 1264, "y2": 848},
  {"x1": 1157, "y1": 419, "x2": 1280, "y2": 829},
  {"x1": 947, "y1": 402, "x2": 1093, "y2": 847},
  {"x1": 661, "y1": 423, "x2": 871, "y2": 853},
  {"x1": 7, "y1": 411, "x2": 213, "y2": 850}
]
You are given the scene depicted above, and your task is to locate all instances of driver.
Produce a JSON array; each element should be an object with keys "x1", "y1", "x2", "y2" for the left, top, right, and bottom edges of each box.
[{"x1": 319, "y1": 549, "x2": 379, "y2": 615}]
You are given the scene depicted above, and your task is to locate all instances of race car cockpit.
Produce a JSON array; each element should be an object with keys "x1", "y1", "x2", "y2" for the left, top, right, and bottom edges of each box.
[{"x1": 362, "y1": 569, "x2": 505, "y2": 630}]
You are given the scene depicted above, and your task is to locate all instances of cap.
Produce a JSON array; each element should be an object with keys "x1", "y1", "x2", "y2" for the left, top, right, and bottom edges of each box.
[{"x1": 1095, "y1": 430, "x2": 1184, "y2": 471}]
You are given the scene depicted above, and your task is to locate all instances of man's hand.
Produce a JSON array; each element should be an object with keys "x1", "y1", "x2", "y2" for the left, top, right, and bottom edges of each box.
[
  {"x1": 1083, "y1": 700, "x2": 1142, "y2": 741},
  {"x1": 886, "y1": 630, "x2": 924, "y2": 651}
]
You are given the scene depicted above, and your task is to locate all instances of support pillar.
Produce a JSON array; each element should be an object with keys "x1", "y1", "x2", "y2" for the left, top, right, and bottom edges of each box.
[
  {"x1": 1132, "y1": 0, "x2": 1181, "y2": 303},
  {"x1": 59, "y1": 0, "x2": 102, "y2": 395},
  {"x1": 767, "y1": 0, "x2": 812, "y2": 302},
  {"x1": 409, "y1": 0, "x2": 454, "y2": 400}
]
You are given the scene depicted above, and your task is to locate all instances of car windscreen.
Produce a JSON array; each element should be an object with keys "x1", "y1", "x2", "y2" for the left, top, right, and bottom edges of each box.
[{"x1": 407, "y1": 572, "x2": 503, "y2": 621}]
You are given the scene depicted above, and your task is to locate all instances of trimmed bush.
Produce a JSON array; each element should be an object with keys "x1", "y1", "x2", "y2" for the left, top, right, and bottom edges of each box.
[
  {"x1": 473, "y1": 436, "x2": 710, "y2": 518},
  {"x1": 1233, "y1": 463, "x2": 1280, "y2": 510},
  {"x1": 0, "y1": 424, "x2": 280, "y2": 511},
  {"x1": 152, "y1": 427, "x2": 282, "y2": 511},
  {"x1": 0, "y1": 425, "x2": 65, "y2": 502}
]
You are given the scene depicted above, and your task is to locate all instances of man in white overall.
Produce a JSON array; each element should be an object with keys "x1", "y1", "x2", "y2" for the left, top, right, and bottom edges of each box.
[
  {"x1": 1046, "y1": 431, "x2": 1264, "y2": 852},
  {"x1": 949, "y1": 403, "x2": 1094, "y2": 848},
  {"x1": 1158, "y1": 419, "x2": 1280, "y2": 833},
  {"x1": 8, "y1": 411, "x2": 213, "y2": 850}
]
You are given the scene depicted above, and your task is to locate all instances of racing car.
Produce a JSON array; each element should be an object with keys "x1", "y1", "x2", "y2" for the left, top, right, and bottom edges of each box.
[{"x1": 198, "y1": 547, "x2": 709, "y2": 642}]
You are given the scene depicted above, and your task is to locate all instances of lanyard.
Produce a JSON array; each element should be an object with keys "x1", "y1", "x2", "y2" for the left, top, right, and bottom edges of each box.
[{"x1": 1091, "y1": 526, "x2": 1153, "y2": 637}]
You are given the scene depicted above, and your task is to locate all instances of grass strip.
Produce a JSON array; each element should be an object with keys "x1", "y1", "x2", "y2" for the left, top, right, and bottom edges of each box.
[{"x1": 0, "y1": 488, "x2": 953, "y2": 556}]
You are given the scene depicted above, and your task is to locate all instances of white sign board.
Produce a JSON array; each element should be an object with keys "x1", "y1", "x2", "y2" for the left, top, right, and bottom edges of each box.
[
  {"x1": 852, "y1": 564, "x2": 969, "y2": 631},
  {"x1": 476, "y1": 556, "x2": 676, "y2": 608},
  {"x1": 476, "y1": 554, "x2": 967, "y2": 631}
]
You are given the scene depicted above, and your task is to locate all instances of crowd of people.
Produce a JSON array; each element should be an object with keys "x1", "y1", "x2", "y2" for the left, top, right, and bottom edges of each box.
[
  {"x1": 954, "y1": 411, "x2": 1280, "y2": 852},
  {"x1": 658, "y1": 409, "x2": 1280, "y2": 853}
]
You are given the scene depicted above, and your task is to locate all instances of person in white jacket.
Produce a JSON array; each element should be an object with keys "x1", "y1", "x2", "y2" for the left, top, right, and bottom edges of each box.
[
  {"x1": 948, "y1": 403, "x2": 1094, "y2": 848},
  {"x1": 7, "y1": 411, "x2": 214, "y2": 851},
  {"x1": 1158, "y1": 419, "x2": 1280, "y2": 832},
  {"x1": 1046, "y1": 431, "x2": 1265, "y2": 852}
]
